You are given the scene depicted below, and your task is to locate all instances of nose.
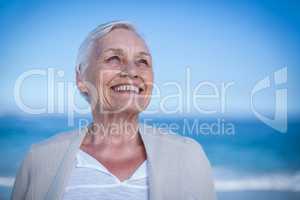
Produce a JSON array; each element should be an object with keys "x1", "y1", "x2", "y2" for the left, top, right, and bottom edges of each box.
[{"x1": 120, "y1": 62, "x2": 138, "y2": 79}]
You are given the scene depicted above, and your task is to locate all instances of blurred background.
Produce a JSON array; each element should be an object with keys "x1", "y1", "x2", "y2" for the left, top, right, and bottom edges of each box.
[{"x1": 0, "y1": 0, "x2": 299, "y2": 199}]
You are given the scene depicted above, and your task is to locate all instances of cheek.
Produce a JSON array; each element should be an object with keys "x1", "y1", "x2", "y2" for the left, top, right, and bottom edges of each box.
[
  {"x1": 144, "y1": 71, "x2": 154, "y2": 93},
  {"x1": 91, "y1": 71, "x2": 109, "y2": 98},
  {"x1": 94, "y1": 71, "x2": 117, "y2": 108},
  {"x1": 95, "y1": 71, "x2": 114, "y2": 95}
]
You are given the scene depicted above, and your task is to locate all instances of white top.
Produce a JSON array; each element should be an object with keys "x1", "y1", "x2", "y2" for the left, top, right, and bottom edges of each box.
[{"x1": 62, "y1": 149, "x2": 149, "y2": 200}]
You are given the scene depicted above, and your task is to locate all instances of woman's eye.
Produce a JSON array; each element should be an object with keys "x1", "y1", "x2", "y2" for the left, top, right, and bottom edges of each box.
[
  {"x1": 137, "y1": 59, "x2": 149, "y2": 66},
  {"x1": 106, "y1": 56, "x2": 121, "y2": 64}
]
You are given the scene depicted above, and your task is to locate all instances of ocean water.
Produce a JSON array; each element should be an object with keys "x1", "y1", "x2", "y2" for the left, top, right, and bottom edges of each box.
[{"x1": 0, "y1": 114, "x2": 299, "y2": 200}]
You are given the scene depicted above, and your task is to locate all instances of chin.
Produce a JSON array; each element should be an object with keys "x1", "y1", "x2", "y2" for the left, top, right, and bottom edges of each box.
[{"x1": 112, "y1": 104, "x2": 146, "y2": 114}]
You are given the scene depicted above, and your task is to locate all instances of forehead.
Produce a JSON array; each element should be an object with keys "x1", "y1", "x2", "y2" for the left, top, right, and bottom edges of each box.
[{"x1": 96, "y1": 28, "x2": 150, "y2": 54}]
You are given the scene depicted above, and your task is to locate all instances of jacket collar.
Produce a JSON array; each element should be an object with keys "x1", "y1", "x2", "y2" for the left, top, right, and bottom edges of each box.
[{"x1": 45, "y1": 123, "x2": 162, "y2": 200}]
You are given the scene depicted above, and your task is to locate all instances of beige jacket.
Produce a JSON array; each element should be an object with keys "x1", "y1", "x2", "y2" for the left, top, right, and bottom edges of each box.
[{"x1": 11, "y1": 123, "x2": 216, "y2": 200}]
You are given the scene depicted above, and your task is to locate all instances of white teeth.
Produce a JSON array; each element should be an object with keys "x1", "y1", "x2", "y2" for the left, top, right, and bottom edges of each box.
[{"x1": 113, "y1": 84, "x2": 139, "y2": 93}]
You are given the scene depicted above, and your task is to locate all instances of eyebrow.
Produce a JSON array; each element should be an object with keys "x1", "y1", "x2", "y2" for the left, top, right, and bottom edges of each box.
[
  {"x1": 102, "y1": 48, "x2": 151, "y2": 57},
  {"x1": 103, "y1": 48, "x2": 124, "y2": 54},
  {"x1": 138, "y1": 51, "x2": 151, "y2": 57}
]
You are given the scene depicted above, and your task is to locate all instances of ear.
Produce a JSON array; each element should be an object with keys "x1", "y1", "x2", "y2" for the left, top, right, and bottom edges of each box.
[{"x1": 76, "y1": 69, "x2": 88, "y2": 94}]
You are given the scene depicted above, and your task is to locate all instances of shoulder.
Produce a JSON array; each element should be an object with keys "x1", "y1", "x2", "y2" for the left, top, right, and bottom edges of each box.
[
  {"x1": 30, "y1": 130, "x2": 78, "y2": 152},
  {"x1": 141, "y1": 124, "x2": 209, "y2": 168},
  {"x1": 11, "y1": 130, "x2": 81, "y2": 199},
  {"x1": 24, "y1": 130, "x2": 80, "y2": 169},
  {"x1": 22, "y1": 129, "x2": 80, "y2": 177},
  {"x1": 143, "y1": 124, "x2": 212, "y2": 171},
  {"x1": 142, "y1": 123, "x2": 204, "y2": 152}
]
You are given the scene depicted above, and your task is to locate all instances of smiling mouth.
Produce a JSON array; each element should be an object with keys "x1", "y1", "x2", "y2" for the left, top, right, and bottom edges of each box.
[{"x1": 110, "y1": 84, "x2": 144, "y2": 94}]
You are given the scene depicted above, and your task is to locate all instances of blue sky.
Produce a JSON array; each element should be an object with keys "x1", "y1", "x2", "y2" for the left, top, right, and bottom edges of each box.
[{"x1": 0, "y1": 0, "x2": 299, "y2": 118}]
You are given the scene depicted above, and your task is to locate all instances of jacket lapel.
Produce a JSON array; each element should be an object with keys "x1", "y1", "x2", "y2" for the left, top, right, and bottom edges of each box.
[
  {"x1": 44, "y1": 127, "x2": 88, "y2": 200},
  {"x1": 139, "y1": 124, "x2": 181, "y2": 200},
  {"x1": 139, "y1": 124, "x2": 161, "y2": 200}
]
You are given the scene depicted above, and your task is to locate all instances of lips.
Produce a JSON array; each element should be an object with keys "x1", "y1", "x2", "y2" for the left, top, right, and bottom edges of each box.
[{"x1": 111, "y1": 84, "x2": 144, "y2": 94}]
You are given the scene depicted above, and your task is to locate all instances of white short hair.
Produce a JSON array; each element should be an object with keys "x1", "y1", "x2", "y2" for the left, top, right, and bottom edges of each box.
[{"x1": 75, "y1": 20, "x2": 138, "y2": 76}]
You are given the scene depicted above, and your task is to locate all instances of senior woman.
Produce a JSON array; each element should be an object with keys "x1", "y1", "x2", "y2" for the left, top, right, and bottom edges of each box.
[{"x1": 11, "y1": 21, "x2": 216, "y2": 200}]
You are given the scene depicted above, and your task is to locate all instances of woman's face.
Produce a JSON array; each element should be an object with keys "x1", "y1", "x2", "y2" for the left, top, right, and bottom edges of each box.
[{"x1": 84, "y1": 28, "x2": 153, "y2": 114}]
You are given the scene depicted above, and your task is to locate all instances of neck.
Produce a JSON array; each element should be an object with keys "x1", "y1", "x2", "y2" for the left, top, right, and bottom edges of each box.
[{"x1": 86, "y1": 110, "x2": 141, "y2": 146}]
